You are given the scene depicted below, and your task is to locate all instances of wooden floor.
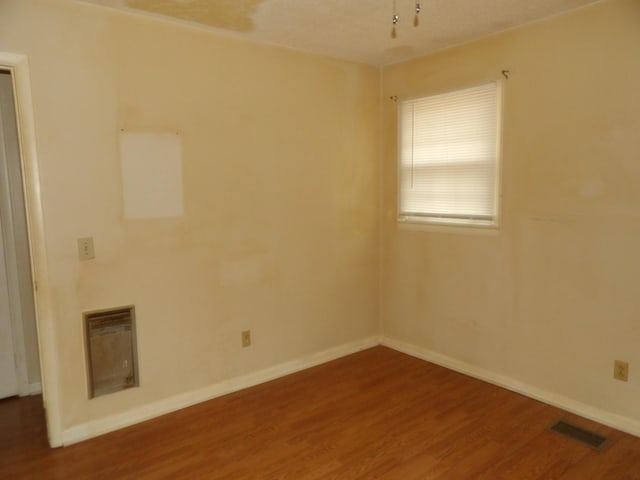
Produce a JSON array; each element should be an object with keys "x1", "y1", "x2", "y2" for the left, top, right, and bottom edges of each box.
[{"x1": 2, "y1": 347, "x2": 640, "y2": 479}]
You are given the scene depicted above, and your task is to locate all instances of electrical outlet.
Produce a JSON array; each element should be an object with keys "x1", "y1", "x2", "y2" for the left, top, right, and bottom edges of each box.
[
  {"x1": 241, "y1": 330, "x2": 251, "y2": 348},
  {"x1": 613, "y1": 360, "x2": 629, "y2": 382}
]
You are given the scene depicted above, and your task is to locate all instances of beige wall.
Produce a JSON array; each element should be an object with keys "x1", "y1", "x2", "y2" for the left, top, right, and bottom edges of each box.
[
  {"x1": 381, "y1": 0, "x2": 640, "y2": 422},
  {"x1": 0, "y1": 0, "x2": 379, "y2": 435}
]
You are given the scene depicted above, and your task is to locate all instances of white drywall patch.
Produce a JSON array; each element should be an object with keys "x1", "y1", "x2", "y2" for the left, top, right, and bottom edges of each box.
[{"x1": 119, "y1": 131, "x2": 183, "y2": 219}]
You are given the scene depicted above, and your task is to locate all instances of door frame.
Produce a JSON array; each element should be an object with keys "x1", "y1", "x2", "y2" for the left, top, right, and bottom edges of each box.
[{"x1": 0, "y1": 52, "x2": 62, "y2": 447}]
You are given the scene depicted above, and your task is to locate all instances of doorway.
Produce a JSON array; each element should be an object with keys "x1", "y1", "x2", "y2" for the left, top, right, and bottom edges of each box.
[
  {"x1": 0, "y1": 70, "x2": 41, "y2": 399},
  {"x1": 0, "y1": 53, "x2": 61, "y2": 447}
]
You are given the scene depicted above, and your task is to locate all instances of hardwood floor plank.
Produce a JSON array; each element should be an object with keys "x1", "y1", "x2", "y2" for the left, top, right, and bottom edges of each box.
[{"x1": 1, "y1": 346, "x2": 639, "y2": 479}]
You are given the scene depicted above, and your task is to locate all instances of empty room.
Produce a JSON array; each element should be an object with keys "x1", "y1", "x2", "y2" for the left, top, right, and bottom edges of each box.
[{"x1": 0, "y1": 0, "x2": 639, "y2": 478}]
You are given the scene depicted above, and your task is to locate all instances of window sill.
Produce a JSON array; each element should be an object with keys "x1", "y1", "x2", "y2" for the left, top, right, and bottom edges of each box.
[{"x1": 396, "y1": 217, "x2": 500, "y2": 236}]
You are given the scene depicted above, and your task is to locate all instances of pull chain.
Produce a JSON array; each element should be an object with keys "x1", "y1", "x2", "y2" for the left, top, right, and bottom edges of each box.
[{"x1": 391, "y1": 0, "x2": 398, "y2": 39}]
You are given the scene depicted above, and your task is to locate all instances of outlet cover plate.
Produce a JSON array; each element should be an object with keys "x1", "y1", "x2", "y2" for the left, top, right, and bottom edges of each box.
[
  {"x1": 614, "y1": 360, "x2": 629, "y2": 382},
  {"x1": 241, "y1": 330, "x2": 251, "y2": 348}
]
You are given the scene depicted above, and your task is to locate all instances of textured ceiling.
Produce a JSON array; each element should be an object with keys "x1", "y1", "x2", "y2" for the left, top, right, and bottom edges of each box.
[{"x1": 77, "y1": 0, "x2": 604, "y2": 65}]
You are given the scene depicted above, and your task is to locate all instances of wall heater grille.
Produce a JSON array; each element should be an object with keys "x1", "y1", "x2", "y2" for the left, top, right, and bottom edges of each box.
[{"x1": 84, "y1": 306, "x2": 139, "y2": 398}]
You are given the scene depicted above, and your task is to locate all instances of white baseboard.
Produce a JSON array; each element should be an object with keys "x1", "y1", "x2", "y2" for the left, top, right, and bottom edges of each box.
[
  {"x1": 18, "y1": 382, "x2": 42, "y2": 397},
  {"x1": 28, "y1": 382, "x2": 42, "y2": 395},
  {"x1": 61, "y1": 334, "x2": 640, "y2": 446},
  {"x1": 381, "y1": 336, "x2": 640, "y2": 438},
  {"x1": 62, "y1": 336, "x2": 380, "y2": 446}
]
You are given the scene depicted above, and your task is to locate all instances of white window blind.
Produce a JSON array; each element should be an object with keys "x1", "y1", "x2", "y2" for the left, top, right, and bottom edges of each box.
[{"x1": 398, "y1": 81, "x2": 501, "y2": 226}]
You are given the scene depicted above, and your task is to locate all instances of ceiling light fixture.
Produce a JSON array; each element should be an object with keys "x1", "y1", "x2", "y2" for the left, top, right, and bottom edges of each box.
[{"x1": 392, "y1": 1, "x2": 422, "y2": 38}]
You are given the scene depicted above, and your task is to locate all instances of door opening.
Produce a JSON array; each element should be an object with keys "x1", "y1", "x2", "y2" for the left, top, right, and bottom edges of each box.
[{"x1": 0, "y1": 69, "x2": 41, "y2": 400}]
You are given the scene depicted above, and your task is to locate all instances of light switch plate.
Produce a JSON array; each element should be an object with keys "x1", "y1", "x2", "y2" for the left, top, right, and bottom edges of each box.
[{"x1": 77, "y1": 237, "x2": 95, "y2": 261}]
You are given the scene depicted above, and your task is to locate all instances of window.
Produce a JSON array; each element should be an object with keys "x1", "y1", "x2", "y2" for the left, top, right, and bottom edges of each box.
[{"x1": 398, "y1": 81, "x2": 502, "y2": 227}]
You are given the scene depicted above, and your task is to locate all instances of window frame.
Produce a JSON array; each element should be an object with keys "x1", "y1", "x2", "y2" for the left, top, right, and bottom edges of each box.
[{"x1": 396, "y1": 80, "x2": 504, "y2": 229}]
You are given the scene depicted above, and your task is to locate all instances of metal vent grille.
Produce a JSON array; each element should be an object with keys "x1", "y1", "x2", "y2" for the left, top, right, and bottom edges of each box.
[
  {"x1": 84, "y1": 306, "x2": 139, "y2": 398},
  {"x1": 549, "y1": 420, "x2": 608, "y2": 449}
]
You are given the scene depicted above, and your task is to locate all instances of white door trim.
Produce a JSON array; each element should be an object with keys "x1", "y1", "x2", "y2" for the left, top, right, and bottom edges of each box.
[{"x1": 0, "y1": 52, "x2": 62, "y2": 447}]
